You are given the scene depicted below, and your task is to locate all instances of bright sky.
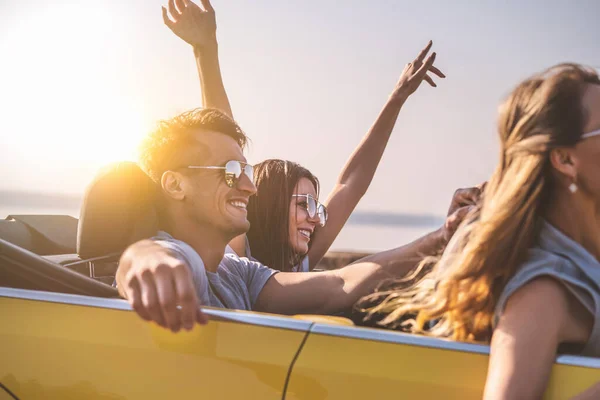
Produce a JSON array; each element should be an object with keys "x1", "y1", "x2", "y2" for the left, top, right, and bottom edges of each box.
[{"x1": 1, "y1": 0, "x2": 599, "y2": 216}]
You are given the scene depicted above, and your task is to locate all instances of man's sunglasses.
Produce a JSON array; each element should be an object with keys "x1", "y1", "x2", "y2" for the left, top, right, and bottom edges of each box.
[
  {"x1": 187, "y1": 160, "x2": 254, "y2": 188},
  {"x1": 292, "y1": 194, "x2": 328, "y2": 227},
  {"x1": 582, "y1": 128, "x2": 600, "y2": 140}
]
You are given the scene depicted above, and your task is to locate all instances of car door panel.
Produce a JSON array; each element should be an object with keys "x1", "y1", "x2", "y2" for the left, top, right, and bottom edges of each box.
[
  {"x1": 0, "y1": 288, "x2": 310, "y2": 400},
  {"x1": 0, "y1": 384, "x2": 17, "y2": 400},
  {"x1": 285, "y1": 323, "x2": 600, "y2": 399}
]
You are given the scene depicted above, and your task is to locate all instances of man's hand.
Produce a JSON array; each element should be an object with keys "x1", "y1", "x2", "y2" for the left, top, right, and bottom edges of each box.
[
  {"x1": 390, "y1": 40, "x2": 446, "y2": 103},
  {"x1": 162, "y1": 0, "x2": 217, "y2": 50},
  {"x1": 440, "y1": 184, "x2": 485, "y2": 245},
  {"x1": 116, "y1": 240, "x2": 208, "y2": 332}
]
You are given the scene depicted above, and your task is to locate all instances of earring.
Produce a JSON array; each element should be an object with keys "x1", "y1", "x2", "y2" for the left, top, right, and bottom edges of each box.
[{"x1": 569, "y1": 183, "x2": 578, "y2": 193}]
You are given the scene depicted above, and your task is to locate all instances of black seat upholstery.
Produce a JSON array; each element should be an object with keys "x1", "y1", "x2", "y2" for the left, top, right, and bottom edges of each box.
[
  {"x1": 0, "y1": 215, "x2": 78, "y2": 255},
  {"x1": 77, "y1": 161, "x2": 160, "y2": 259}
]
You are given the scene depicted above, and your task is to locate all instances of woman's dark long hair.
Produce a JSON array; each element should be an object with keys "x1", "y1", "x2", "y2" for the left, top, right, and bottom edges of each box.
[{"x1": 246, "y1": 159, "x2": 320, "y2": 271}]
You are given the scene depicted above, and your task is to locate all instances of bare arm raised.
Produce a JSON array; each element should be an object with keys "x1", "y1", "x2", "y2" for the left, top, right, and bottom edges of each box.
[
  {"x1": 162, "y1": 0, "x2": 233, "y2": 118},
  {"x1": 307, "y1": 41, "x2": 446, "y2": 269}
]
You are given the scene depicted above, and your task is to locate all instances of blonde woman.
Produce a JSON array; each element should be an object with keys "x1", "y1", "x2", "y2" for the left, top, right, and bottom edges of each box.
[{"x1": 357, "y1": 64, "x2": 600, "y2": 399}]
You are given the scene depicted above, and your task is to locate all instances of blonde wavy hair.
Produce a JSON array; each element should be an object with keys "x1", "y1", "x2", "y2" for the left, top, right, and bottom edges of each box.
[{"x1": 357, "y1": 64, "x2": 600, "y2": 342}]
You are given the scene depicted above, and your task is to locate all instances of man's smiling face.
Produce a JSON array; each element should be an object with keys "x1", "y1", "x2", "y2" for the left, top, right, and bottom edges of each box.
[{"x1": 179, "y1": 130, "x2": 256, "y2": 239}]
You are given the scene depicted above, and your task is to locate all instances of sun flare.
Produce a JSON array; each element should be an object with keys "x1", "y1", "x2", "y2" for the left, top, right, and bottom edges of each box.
[{"x1": 1, "y1": 3, "x2": 149, "y2": 167}]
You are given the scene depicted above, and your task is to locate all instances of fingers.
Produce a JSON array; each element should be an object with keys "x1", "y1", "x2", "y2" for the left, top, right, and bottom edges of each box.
[
  {"x1": 183, "y1": 0, "x2": 202, "y2": 11},
  {"x1": 173, "y1": 264, "x2": 200, "y2": 330},
  {"x1": 168, "y1": 0, "x2": 181, "y2": 19},
  {"x1": 416, "y1": 51, "x2": 436, "y2": 76},
  {"x1": 453, "y1": 204, "x2": 473, "y2": 221},
  {"x1": 200, "y1": 0, "x2": 215, "y2": 12},
  {"x1": 447, "y1": 205, "x2": 473, "y2": 231},
  {"x1": 175, "y1": 0, "x2": 186, "y2": 14},
  {"x1": 197, "y1": 308, "x2": 209, "y2": 325},
  {"x1": 421, "y1": 53, "x2": 435, "y2": 72},
  {"x1": 126, "y1": 261, "x2": 205, "y2": 332},
  {"x1": 155, "y1": 267, "x2": 181, "y2": 332},
  {"x1": 457, "y1": 187, "x2": 482, "y2": 206},
  {"x1": 119, "y1": 240, "x2": 206, "y2": 332},
  {"x1": 127, "y1": 279, "x2": 152, "y2": 321},
  {"x1": 429, "y1": 65, "x2": 446, "y2": 78},
  {"x1": 424, "y1": 74, "x2": 436, "y2": 87},
  {"x1": 162, "y1": 7, "x2": 174, "y2": 28},
  {"x1": 140, "y1": 271, "x2": 167, "y2": 328},
  {"x1": 416, "y1": 40, "x2": 433, "y2": 63},
  {"x1": 411, "y1": 41, "x2": 445, "y2": 87},
  {"x1": 392, "y1": 41, "x2": 447, "y2": 96},
  {"x1": 448, "y1": 186, "x2": 482, "y2": 215}
]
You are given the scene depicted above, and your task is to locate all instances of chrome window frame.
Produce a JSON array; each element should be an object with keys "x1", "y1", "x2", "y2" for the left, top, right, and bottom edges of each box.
[{"x1": 0, "y1": 287, "x2": 311, "y2": 332}]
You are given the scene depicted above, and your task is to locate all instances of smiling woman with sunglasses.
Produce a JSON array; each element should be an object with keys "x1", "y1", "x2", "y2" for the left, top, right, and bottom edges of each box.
[
  {"x1": 292, "y1": 194, "x2": 328, "y2": 228},
  {"x1": 162, "y1": 0, "x2": 445, "y2": 272},
  {"x1": 237, "y1": 159, "x2": 326, "y2": 272}
]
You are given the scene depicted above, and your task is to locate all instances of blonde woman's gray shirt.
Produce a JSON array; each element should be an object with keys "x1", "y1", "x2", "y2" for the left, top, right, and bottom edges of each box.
[{"x1": 495, "y1": 220, "x2": 600, "y2": 357}]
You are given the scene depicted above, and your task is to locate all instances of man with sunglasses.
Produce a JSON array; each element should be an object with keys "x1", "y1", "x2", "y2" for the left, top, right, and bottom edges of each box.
[{"x1": 116, "y1": 108, "x2": 479, "y2": 332}]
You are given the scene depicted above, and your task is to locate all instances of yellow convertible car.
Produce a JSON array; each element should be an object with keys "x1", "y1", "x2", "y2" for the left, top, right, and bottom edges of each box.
[{"x1": 1, "y1": 163, "x2": 599, "y2": 399}]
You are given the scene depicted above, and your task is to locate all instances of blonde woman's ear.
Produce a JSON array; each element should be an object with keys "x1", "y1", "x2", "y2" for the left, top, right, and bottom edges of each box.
[{"x1": 549, "y1": 148, "x2": 578, "y2": 180}]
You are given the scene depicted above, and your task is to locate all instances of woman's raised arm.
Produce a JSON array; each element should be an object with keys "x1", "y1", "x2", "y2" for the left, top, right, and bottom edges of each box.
[
  {"x1": 162, "y1": 0, "x2": 233, "y2": 118},
  {"x1": 307, "y1": 41, "x2": 445, "y2": 269}
]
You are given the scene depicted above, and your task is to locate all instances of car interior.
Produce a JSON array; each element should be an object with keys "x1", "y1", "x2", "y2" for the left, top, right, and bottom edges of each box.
[
  {"x1": 0, "y1": 162, "x2": 362, "y2": 328},
  {"x1": 0, "y1": 162, "x2": 159, "y2": 298}
]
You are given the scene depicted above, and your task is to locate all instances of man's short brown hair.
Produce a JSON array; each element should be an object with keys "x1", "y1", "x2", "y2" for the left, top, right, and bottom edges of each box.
[{"x1": 139, "y1": 108, "x2": 248, "y2": 183}]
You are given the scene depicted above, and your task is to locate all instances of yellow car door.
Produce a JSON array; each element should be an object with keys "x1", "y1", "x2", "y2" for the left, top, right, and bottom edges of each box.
[
  {"x1": 0, "y1": 385, "x2": 17, "y2": 400},
  {"x1": 0, "y1": 287, "x2": 310, "y2": 400},
  {"x1": 285, "y1": 323, "x2": 600, "y2": 399}
]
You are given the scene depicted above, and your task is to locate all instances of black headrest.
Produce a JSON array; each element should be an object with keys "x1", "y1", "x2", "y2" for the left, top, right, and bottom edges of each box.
[{"x1": 77, "y1": 162, "x2": 159, "y2": 258}]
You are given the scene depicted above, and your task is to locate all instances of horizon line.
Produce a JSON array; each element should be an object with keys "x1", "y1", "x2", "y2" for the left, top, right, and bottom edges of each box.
[{"x1": 0, "y1": 189, "x2": 444, "y2": 227}]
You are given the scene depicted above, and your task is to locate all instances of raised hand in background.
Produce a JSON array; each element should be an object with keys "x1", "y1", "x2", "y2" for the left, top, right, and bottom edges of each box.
[
  {"x1": 390, "y1": 40, "x2": 446, "y2": 103},
  {"x1": 162, "y1": 0, "x2": 233, "y2": 117},
  {"x1": 162, "y1": 0, "x2": 217, "y2": 50}
]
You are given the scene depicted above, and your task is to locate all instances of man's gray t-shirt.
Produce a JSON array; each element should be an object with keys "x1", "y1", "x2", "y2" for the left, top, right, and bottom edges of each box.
[{"x1": 154, "y1": 232, "x2": 278, "y2": 311}]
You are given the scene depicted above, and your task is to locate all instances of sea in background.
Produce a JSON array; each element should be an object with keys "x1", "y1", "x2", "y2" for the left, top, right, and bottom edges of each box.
[{"x1": 0, "y1": 190, "x2": 444, "y2": 253}]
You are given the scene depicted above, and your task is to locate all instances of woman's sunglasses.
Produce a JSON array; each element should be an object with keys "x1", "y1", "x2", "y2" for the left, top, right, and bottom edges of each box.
[
  {"x1": 292, "y1": 194, "x2": 328, "y2": 227},
  {"x1": 187, "y1": 160, "x2": 254, "y2": 188}
]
